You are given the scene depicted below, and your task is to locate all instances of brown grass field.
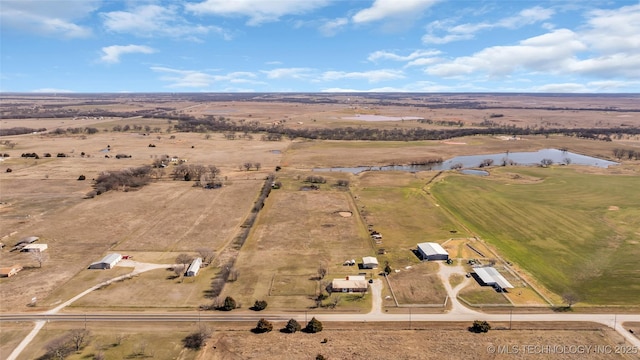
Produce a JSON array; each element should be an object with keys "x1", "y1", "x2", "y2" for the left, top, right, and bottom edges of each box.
[
  {"x1": 2, "y1": 321, "x2": 636, "y2": 360},
  {"x1": 1, "y1": 93, "x2": 639, "y2": 357}
]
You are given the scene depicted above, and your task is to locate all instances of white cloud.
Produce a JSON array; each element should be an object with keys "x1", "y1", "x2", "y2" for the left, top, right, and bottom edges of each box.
[
  {"x1": 100, "y1": 45, "x2": 156, "y2": 64},
  {"x1": 0, "y1": 0, "x2": 97, "y2": 38},
  {"x1": 151, "y1": 67, "x2": 260, "y2": 88},
  {"x1": 261, "y1": 68, "x2": 316, "y2": 80},
  {"x1": 101, "y1": 4, "x2": 230, "y2": 40},
  {"x1": 32, "y1": 88, "x2": 74, "y2": 93},
  {"x1": 321, "y1": 69, "x2": 405, "y2": 83},
  {"x1": 532, "y1": 83, "x2": 589, "y2": 93},
  {"x1": 352, "y1": 0, "x2": 439, "y2": 24},
  {"x1": 580, "y1": 4, "x2": 640, "y2": 55},
  {"x1": 368, "y1": 49, "x2": 440, "y2": 62},
  {"x1": 423, "y1": 6, "x2": 554, "y2": 44},
  {"x1": 319, "y1": 18, "x2": 349, "y2": 36},
  {"x1": 426, "y1": 29, "x2": 586, "y2": 77},
  {"x1": 185, "y1": 0, "x2": 331, "y2": 25}
]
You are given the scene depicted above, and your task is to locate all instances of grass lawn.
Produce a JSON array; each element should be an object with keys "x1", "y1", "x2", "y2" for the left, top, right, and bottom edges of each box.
[
  {"x1": 458, "y1": 285, "x2": 511, "y2": 306},
  {"x1": 432, "y1": 166, "x2": 640, "y2": 305}
]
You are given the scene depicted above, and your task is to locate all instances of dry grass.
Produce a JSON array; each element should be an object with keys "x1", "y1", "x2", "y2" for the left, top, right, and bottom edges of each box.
[
  {"x1": 221, "y1": 181, "x2": 374, "y2": 311},
  {"x1": 387, "y1": 262, "x2": 447, "y2": 305}
]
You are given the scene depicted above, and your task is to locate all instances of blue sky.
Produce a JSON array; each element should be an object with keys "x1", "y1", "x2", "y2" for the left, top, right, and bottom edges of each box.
[{"x1": 1, "y1": 0, "x2": 639, "y2": 93}]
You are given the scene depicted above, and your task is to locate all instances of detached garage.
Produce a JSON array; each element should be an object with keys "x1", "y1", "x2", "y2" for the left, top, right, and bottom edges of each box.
[
  {"x1": 417, "y1": 242, "x2": 449, "y2": 261},
  {"x1": 88, "y1": 253, "x2": 122, "y2": 270}
]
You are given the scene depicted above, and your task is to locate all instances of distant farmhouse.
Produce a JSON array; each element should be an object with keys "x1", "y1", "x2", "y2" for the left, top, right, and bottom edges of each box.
[
  {"x1": 417, "y1": 242, "x2": 449, "y2": 261},
  {"x1": 88, "y1": 253, "x2": 122, "y2": 270},
  {"x1": 362, "y1": 256, "x2": 379, "y2": 269},
  {"x1": 185, "y1": 257, "x2": 202, "y2": 277},
  {"x1": 331, "y1": 275, "x2": 368, "y2": 293},
  {"x1": 0, "y1": 265, "x2": 23, "y2": 277},
  {"x1": 473, "y1": 266, "x2": 514, "y2": 292}
]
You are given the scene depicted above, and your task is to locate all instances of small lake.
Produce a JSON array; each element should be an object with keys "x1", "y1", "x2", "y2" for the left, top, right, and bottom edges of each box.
[{"x1": 313, "y1": 149, "x2": 617, "y2": 174}]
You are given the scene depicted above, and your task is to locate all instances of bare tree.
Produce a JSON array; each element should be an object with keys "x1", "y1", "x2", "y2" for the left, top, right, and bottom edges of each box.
[
  {"x1": 176, "y1": 253, "x2": 193, "y2": 268},
  {"x1": 196, "y1": 248, "x2": 215, "y2": 264},
  {"x1": 540, "y1": 158, "x2": 554, "y2": 167},
  {"x1": 562, "y1": 293, "x2": 579, "y2": 308},
  {"x1": 69, "y1": 328, "x2": 91, "y2": 351},
  {"x1": 46, "y1": 336, "x2": 73, "y2": 360},
  {"x1": 330, "y1": 295, "x2": 341, "y2": 309},
  {"x1": 254, "y1": 162, "x2": 261, "y2": 171},
  {"x1": 243, "y1": 162, "x2": 252, "y2": 171},
  {"x1": 31, "y1": 251, "x2": 48, "y2": 268},
  {"x1": 317, "y1": 265, "x2": 327, "y2": 280},
  {"x1": 173, "y1": 264, "x2": 185, "y2": 279}
]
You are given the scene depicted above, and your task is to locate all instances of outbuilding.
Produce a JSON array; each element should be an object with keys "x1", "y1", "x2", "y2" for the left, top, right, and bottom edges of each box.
[
  {"x1": 331, "y1": 275, "x2": 368, "y2": 293},
  {"x1": 185, "y1": 257, "x2": 202, "y2": 277},
  {"x1": 88, "y1": 253, "x2": 122, "y2": 270},
  {"x1": 473, "y1": 266, "x2": 514, "y2": 292},
  {"x1": 0, "y1": 265, "x2": 23, "y2": 277},
  {"x1": 362, "y1": 256, "x2": 379, "y2": 269},
  {"x1": 21, "y1": 243, "x2": 48, "y2": 252},
  {"x1": 417, "y1": 242, "x2": 449, "y2": 261}
]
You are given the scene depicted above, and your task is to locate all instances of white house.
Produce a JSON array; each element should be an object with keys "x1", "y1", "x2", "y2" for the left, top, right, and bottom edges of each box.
[
  {"x1": 473, "y1": 266, "x2": 514, "y2": 291},
  {"x1": 331, "y1": 275, "x2": 368, "y2": 293},
  {"x1": 21, "y1": 244, "x2": 48, "y2": 252},
  {"x1": 362, "y1": 256, "x2": 379, "y2": 269},
  {"x1": 88, "y1": 253, "x2": 122, "y2": 270},
  {"x1": 417, "y1": 242, "x2": 449, "y2": 261},
  {"x1": 185, "y1": 257, "x2": 202, "y2": 277}
]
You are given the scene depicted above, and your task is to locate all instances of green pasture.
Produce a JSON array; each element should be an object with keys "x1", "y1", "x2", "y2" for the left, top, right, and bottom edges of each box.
[
  {"x1": 432, "y1": 167, "x2": 640, "y2": 305},
  {"x1": 352, "y1": 173, "x2": 468, "y2": 269}
]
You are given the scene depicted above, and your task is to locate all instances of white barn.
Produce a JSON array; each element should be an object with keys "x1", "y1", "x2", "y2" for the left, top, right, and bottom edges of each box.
[
  {"x1": 473, "y1": 266, "x2": 514, "y2": 291},
  {"x1": 185, "y1": 257, "x2": 202, "y2": 277},
  {"x1": 417, "y1": 242, "x2": 449, "y2": 261},
  {"x1": 362, "y1": 256, "x2": 379, "y2": 269},
  {"x1": 332, "y1": 275, "x2": 368, "y2": 293},
  {"x1": 88, "y1": 253, "x2": 122, "y2": 270}
]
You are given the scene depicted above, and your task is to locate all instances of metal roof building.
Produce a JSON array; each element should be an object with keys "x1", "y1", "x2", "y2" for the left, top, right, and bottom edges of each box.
[
  {"x1": 185, "y1": 257, "x2": 202, "y2": 277},
  {"x1": 362, "y1": 256, "x2": 379, "y2": 269},
  {"x1": 88, "y1": 253, "x2": 122, "y2": 270},
  {"x1": 417, "y1": 242, "x2": 449, "y2": 261},
  {"x1": 473, "y1": 266, "x2": 514, "y2": 291},
  {"x1": 21, "y1": 243, "x2": 48, "y2": 252}
]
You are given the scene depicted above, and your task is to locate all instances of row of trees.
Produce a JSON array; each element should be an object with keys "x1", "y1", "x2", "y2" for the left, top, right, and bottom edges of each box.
[
  {"x1": 167, "y1": 114, "x2": 640, "y2": 142},
  {"x1": 253, "y1": 317, "x2": 322, "y2": 334},
  {"x1": 613, "y1": 148, "x2": 640, "y2": 160},
  {"x1": 89, "y1": 165, "x2": 153, "y2": 196}
]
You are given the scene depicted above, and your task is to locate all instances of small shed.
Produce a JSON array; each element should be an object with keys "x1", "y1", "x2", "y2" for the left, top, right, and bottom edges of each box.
[
  {"x1": 473, "y1": 266, "x2": 514, "y2": 291},
  {"x1": 185, "y1": 257, "x2": 202, "y2": 277},
  {"x1": 331, "y1": 276, "x2": 368, "y2": 293},
  {"x1": 0, "y1": 264, "x2": 23, "y2": 277},
  {"x1": 21, "y1": 244, "x2": 48, "y2": 252},
  {"x1": 362, "y1": 256, "x2": 379, "y2": 269},
  {"x1": 417, "y1": 242, "x2": 449, "y2": 261},
  {"x1": 88, "y1": 253, "x2": 122, "y2": 270}
]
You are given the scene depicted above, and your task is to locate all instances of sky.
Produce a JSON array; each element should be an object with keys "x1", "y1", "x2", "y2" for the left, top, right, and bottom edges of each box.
[{"x1": 1, "y1": 0, "x2": 639, "y2": 93}]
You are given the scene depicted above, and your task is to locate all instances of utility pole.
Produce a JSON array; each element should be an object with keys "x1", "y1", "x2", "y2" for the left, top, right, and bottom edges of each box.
[{"x1": 509, "y1": 309, "x2": 512, "y2": 330}]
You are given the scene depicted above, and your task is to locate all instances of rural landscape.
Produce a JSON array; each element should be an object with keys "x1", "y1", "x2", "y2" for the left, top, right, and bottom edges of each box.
[{"x1": 1, "y1": 92, "x2": 639, "y2": 359}]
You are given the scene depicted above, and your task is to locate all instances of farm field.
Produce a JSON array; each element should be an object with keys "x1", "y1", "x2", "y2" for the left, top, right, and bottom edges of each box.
[
  {"x1": 431, "y1": 167, "x2": 640, "y2": 305},
  {"x1": 1, "y1": 93, "x2": 640, "y2": 359},
  {"x1": 3, "y1": 320, "x2": 634, "y2": 360},
  {"x1": 221, "y1": 175, "x2": 374, "y2": 311}
]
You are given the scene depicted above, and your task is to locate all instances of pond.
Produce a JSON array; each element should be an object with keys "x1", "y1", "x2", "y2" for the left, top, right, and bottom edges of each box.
[{"x1": 313, "y1": 149, "x2": 617, "y2": 174}]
